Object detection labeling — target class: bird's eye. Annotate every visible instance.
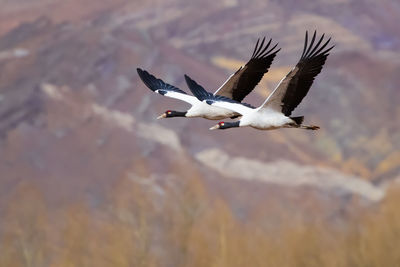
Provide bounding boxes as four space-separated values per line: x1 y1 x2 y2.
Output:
219 122 225 126
167 111 172 114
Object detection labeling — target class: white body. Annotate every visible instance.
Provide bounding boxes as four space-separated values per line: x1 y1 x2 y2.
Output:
156 90 238 120
186 101 237 120
207 95 296 130
239 108 293 130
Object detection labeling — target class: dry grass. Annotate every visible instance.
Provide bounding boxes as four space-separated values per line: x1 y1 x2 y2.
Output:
1 176 400 267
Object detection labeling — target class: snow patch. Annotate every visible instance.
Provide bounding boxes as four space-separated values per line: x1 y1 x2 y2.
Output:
14 48 30 58
91 104 135 132
137 123 182 152
41 83 64 100
0 48 30 60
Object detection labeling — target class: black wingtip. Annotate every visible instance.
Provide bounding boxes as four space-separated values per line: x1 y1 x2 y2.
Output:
250 36 281 60
136 68 158 92
263 42 279 56
307 33 325 57
184 74 196 86
137 68 150 81
301 31 309 59
253 37 274 59
304 30 317 58
137 67 147 75
184 74 211 101
255 37 266 58
251 38 261 58
256 38 272 58
300 31 335 59
136 68 147 82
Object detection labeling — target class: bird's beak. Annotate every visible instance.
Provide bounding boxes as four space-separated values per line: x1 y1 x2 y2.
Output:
209 124 220 130
157 113 167 120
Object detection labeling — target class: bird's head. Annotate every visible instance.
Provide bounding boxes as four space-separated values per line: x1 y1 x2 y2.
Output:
209 121 240 130
157 110 187 119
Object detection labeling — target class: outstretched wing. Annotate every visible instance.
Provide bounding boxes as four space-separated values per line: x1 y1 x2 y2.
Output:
185 74 255 115
261 31 334 116
214 37 280 102
137 68 198 105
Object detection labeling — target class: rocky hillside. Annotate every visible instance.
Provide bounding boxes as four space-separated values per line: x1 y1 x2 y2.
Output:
0 0 399 220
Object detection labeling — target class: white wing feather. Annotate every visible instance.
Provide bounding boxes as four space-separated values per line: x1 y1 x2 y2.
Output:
208 101 253 116
156 90 199 106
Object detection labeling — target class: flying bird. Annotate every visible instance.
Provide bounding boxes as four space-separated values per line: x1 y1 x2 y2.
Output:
190 31 333 131
137 37 280 120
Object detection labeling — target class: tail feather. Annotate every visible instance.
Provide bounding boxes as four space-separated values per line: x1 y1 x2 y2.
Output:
290 116 304 125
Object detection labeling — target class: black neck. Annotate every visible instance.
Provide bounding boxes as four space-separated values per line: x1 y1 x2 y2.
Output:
221 121 240 129
176 111 187 117
170 111 187 117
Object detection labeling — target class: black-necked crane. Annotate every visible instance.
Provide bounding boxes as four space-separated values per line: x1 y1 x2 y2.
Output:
187 31 334 131
137 37 280 120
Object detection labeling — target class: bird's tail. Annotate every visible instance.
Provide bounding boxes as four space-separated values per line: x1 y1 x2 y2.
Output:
290 116 319 130
290 116 304 125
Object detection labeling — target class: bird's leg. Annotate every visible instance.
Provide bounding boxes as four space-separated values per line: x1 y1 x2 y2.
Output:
300 125 320 130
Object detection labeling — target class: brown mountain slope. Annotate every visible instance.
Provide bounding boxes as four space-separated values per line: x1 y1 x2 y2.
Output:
0 0 399 214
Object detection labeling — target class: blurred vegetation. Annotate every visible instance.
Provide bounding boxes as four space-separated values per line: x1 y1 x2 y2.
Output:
1 176 399 267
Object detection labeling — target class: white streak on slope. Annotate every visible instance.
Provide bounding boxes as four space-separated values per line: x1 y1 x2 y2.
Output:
196 148 384 202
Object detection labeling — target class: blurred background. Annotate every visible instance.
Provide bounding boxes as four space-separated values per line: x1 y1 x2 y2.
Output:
1 0 400 266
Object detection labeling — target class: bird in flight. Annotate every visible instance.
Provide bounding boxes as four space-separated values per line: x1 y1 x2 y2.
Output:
188 31 334 131
137 37 280 120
